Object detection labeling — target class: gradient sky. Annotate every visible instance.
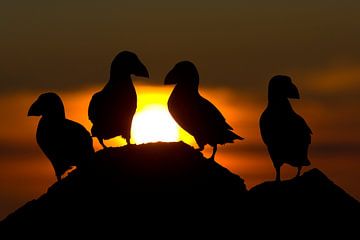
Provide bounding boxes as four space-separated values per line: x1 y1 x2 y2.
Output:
1 1 359 218
1 1 360 92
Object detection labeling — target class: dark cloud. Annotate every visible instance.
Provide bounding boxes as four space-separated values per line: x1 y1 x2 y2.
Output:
1 1 360 94
0 141 40 159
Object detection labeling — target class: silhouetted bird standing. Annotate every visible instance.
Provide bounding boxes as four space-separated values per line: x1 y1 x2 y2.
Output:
260 75 312 181
88 51 149 148
28 92 94 181
165 61 243 160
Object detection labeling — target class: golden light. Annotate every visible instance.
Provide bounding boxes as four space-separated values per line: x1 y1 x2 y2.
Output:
131 104 179 144
58 84 195 148
131 84 195 145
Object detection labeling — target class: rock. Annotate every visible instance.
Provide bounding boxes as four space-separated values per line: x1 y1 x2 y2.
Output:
1 142 359 235
1 142 246 231
249 168 359 211
248 168 360 233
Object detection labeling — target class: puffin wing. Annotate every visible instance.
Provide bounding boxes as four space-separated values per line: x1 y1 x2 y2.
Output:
88 92 101 123
168 90 242 144
260 108 312 166
88 91 113 137
259 109 274 146
260 110 312 146
197 96 231 130
62 119 94 161
289 112 312 144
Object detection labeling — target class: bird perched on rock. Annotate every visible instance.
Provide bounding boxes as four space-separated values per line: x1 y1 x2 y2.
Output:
164 61 243 160
88 51 149 148
28 92 94 181
260 75 312 181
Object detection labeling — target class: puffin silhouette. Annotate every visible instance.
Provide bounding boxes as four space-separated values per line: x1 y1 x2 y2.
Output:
28 92 94 181
88 51 149 148
165 61 243 160
260 75 312 181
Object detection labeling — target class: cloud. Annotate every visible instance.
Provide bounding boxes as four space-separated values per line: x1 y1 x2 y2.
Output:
302 63 360 94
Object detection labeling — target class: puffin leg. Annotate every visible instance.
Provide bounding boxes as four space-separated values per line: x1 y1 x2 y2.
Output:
56 174 61 182
209 144 217 161
296 166 302 178
98 137 107 149
275 165 281 182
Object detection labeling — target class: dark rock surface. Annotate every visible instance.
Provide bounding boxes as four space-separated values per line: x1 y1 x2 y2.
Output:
1 142 358 235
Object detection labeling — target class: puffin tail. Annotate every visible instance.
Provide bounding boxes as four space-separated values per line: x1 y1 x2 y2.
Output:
225 130 244 142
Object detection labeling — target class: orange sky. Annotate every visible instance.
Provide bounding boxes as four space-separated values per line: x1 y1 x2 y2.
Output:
0 83 359 219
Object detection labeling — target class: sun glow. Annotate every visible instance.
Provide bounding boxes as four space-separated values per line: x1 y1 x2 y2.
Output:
132 105 179 144
130 84 195 145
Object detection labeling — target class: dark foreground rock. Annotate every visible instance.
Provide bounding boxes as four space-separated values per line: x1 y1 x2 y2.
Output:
249 168 359 212
1 142 359 235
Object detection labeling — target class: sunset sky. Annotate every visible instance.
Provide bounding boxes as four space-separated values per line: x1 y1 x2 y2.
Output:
1 1 359 219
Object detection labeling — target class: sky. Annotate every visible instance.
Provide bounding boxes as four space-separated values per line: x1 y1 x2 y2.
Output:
0 1 359 219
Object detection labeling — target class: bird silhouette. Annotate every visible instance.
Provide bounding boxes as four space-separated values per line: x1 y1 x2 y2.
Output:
88 51 149 148
164 61 243 160
28 92 95 181
260 75 312 181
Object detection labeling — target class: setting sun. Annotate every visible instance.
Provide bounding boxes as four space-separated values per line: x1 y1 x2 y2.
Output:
130 84 195 146
132 104 179 144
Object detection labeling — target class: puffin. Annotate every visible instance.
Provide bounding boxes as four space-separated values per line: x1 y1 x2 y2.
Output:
260 75 312 181
88 51 149 148
28 92 94 181
164 61 243 160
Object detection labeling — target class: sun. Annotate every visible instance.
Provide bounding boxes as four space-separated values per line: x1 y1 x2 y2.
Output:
131 104 179 144
128 84 195 146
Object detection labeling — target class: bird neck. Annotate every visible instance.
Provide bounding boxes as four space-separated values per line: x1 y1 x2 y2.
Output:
175 82 199 92
107 74 133 87
110 69 132 80
268 97 292 110
41 114 65 124
45 104 66 119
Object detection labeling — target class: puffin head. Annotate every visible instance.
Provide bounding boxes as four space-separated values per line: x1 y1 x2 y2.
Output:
28 92 65 119
268 75 300 100
110 51 149 78
164 61 199 87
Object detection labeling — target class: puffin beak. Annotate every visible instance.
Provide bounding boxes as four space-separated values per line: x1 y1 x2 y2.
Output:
164 68 176 85
288 82 300 99
28 99 42 116
135 62 149 78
